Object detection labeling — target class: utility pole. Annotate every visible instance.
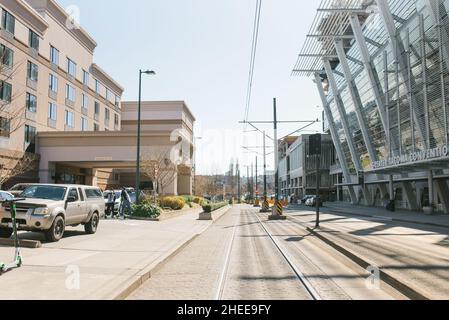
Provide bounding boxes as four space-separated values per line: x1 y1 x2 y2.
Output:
310 134 322 228
237 165 241 203
254 156 260 207
270 98 286 220
261 131 270 212
251 162 254 203
247 166 250 203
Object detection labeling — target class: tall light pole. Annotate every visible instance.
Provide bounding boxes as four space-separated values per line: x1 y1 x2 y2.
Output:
192 136 202 196
136 69 156 205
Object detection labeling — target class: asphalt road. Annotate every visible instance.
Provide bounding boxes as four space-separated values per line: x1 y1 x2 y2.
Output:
128 205 403 300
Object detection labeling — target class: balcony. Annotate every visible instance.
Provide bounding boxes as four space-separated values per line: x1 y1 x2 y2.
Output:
26 78 37 91
65 98 75 109
48 89 57 101
47 118 57 129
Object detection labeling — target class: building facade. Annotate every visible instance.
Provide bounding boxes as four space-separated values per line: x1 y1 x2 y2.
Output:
37 101 196 195
278 134 337 201
0 0 123 187
294 0 449 214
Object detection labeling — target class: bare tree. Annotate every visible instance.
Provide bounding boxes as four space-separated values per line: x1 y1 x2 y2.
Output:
0 151 39 188
141 148 178 196
0 50 25 137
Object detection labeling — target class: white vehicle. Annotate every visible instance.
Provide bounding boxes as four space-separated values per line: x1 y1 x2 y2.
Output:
0 191 14 202
0 184 105 242
103 190 122 215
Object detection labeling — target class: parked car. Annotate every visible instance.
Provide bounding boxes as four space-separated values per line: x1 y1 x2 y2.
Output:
301 195 314 204
8 183 34 197
0 184 105 242
0 191 14 202
103 190 122 214
305 196 323 207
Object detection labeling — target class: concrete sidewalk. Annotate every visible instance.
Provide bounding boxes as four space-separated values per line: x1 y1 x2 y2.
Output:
0 207 229 300
289 202 449 229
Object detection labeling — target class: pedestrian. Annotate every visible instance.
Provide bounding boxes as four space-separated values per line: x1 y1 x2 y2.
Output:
119 188 132 219
106 191 115 218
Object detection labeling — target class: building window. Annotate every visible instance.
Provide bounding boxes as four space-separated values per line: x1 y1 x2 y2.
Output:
95 79 100 93
105 108 110 122
114 114 119 127
0 44 13 68
65 110 74 128
94 101 100 115
115 95 120 108
93 123 100 131
24 125 36 153
50 46 59 66
0 117 10 137
106 88 111 102
67 58 76 78
83 70 89 86
81 117 88 131
0 81 12 103
27 61 38 82
48 102 57 121
82 94 89 110
1 10 15 35
66 84 76 102
29 30 39 51
26 93 37 113
49 74 58 92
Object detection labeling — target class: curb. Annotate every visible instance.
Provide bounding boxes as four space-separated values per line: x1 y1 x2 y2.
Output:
112 205 233 300
112 233 201 300
305 226 429 300
0 239 41 249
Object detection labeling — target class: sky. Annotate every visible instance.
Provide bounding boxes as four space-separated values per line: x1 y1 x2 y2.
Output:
57 0 322 175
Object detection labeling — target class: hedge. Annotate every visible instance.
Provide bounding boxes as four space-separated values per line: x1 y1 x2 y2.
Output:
160 197 186 210
202 201 228 213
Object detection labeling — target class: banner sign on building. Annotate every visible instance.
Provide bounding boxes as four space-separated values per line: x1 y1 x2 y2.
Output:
372 145 449 169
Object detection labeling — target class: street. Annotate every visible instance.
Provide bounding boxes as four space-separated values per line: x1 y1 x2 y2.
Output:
128 205 410 300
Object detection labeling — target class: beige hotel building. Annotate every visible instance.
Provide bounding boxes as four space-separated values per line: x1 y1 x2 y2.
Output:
0 0 195 194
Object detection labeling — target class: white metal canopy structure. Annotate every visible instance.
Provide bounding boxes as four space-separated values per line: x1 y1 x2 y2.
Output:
292 0 449 214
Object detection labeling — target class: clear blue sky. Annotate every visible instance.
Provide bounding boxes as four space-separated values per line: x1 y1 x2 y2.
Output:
57 0 322 175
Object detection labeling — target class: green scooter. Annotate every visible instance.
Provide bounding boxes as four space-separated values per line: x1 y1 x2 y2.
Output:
0 198 25 274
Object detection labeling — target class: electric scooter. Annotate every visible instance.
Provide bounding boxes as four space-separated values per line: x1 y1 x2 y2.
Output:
0 198 25 274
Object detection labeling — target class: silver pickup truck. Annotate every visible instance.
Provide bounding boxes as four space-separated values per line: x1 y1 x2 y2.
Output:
0 184 105 242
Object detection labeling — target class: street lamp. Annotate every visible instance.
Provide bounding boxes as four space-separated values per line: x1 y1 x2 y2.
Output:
193 136 202 196
136 69 156 205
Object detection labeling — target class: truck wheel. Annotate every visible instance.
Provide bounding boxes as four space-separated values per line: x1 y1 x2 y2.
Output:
85 212 99 235
45 216 65 242
0 228 13 239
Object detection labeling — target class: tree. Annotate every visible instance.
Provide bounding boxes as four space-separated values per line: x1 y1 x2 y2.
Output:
0 150 39 188
0 50 25 138
141 148 178 196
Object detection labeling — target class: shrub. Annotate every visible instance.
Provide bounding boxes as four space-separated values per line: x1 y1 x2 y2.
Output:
193 197 206 206
131 203 162 218
160 196 186 210
202 201 228 213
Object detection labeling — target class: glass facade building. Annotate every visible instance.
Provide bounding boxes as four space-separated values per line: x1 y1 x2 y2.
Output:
294 0 449 214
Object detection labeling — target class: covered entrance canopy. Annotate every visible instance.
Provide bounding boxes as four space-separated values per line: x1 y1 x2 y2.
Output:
37 130 194 195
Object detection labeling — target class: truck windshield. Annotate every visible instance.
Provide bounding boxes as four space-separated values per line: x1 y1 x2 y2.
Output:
22 186 67 201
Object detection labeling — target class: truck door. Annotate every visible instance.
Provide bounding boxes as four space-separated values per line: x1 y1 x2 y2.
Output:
78 187 89 220
65 188 83 225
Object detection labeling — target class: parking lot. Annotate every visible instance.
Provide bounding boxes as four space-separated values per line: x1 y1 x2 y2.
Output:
0 208 207 300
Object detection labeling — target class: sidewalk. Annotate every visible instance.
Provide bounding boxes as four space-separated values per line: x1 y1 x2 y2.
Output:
289 202 449 228
0 207 229 300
